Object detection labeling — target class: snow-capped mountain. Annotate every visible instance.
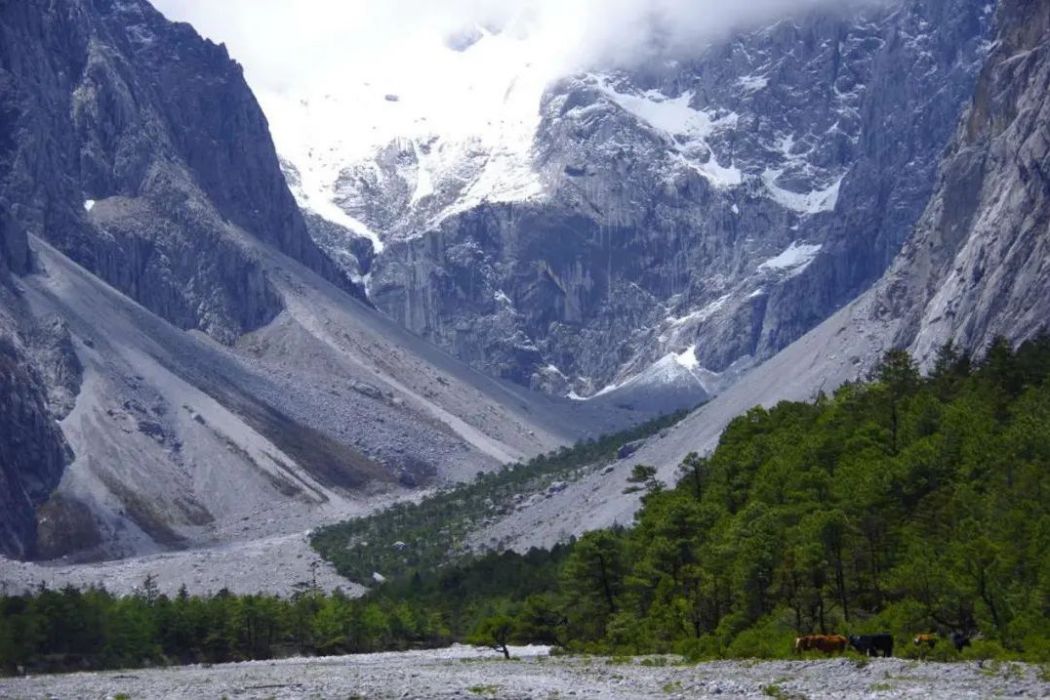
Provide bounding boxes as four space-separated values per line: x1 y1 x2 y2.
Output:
276 0 995 410
264 22 551 255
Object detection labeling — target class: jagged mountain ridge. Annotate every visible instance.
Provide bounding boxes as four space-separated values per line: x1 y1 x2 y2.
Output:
0 0 641 562
292 0 994 410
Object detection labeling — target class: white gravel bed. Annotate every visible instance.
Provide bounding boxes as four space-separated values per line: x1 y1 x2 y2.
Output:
1 647 1046 699
0 532 361 597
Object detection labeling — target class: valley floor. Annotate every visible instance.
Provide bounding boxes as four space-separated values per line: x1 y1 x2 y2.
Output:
0 647 1045 699
0 531 359 597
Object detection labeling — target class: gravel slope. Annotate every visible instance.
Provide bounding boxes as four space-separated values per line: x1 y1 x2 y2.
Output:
3 234 638 575
0 531 360 597
1 649 1045 699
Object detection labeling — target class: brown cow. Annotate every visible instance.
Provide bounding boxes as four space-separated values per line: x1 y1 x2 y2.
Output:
914 633 938 648
794 634 848 654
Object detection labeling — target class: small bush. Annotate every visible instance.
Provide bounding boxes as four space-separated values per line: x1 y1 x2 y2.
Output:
725 616 797 659
846 652 870 669
761 683 807 700
963 639 1018 662
1017 634 1050 663
674 635 723 662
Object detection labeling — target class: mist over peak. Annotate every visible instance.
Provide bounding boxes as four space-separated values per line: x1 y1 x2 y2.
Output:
152 0 892 99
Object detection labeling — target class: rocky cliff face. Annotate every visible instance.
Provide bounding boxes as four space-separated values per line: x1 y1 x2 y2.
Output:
0 0 356 558
0 0 362 344
483 0 1050 551
0 292 74 560
346 0 994 405
875 0 1050 360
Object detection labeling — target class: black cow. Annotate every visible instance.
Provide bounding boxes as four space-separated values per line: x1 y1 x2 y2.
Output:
848 633 894 657
950 632 973 652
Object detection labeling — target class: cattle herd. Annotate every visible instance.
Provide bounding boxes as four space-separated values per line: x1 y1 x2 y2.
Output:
793 632 974 657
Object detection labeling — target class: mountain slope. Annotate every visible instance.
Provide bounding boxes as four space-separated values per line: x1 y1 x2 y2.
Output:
471 0 1050 552
876 0 1050 361
294 0 993 411
0 0 641 563
11 232 624 561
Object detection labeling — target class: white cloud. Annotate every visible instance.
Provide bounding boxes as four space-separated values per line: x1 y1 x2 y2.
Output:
148 0 887 224
151 0 883 98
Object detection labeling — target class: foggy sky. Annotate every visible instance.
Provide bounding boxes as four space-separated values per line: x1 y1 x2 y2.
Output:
150 0 883 97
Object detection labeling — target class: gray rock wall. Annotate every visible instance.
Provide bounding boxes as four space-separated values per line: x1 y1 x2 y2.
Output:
875 0 1050 359
368 0 993 401
0 0 365 557
0 0 361 342
0 287 73 559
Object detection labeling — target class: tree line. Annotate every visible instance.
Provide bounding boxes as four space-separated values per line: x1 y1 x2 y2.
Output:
472 338 1050 661
0 547 569 675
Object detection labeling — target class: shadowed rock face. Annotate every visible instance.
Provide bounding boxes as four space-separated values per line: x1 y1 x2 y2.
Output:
364 0 994 403
0 323 72 560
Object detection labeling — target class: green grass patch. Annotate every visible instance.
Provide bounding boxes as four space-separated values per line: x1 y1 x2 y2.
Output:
761 683 808 700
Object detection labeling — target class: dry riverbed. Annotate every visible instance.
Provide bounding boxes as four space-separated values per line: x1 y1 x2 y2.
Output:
0 645 1047 699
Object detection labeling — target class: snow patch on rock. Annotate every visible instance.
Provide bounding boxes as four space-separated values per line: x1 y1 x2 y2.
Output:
737 74 770 92
594 76 742 188
758 241 823 274
666 293 733 328
763 169 843 214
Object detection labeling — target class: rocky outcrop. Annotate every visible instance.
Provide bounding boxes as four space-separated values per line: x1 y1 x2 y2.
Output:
0 289 73 559
364 0 994 403
0 0 362 344
874 0 1050 360
302 210 375 284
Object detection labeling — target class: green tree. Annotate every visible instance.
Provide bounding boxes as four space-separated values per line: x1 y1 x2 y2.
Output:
624 464 662 495
469 614 515 659
560 530 627 640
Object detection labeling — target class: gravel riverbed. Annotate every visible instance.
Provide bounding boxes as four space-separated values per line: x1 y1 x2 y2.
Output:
0 645 1046 699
